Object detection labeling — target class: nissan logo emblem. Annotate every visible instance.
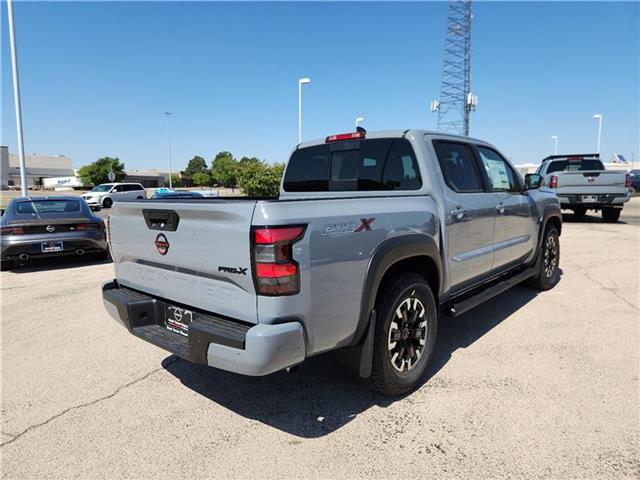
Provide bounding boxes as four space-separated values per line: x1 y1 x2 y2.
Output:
46 225 55 233
155 233 169 255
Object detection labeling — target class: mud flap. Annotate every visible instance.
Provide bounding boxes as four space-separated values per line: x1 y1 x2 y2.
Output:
335 310 376 378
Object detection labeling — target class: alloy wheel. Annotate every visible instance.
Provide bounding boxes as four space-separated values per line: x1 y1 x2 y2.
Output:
387 295 428 373
544 235 558 278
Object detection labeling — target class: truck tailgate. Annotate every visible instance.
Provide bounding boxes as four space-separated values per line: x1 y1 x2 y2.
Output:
108 200 258 323
556 171 626 193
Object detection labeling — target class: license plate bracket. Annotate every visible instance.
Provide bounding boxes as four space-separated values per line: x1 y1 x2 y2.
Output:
164 305 193 337
582 195 598 203
41 241 64 253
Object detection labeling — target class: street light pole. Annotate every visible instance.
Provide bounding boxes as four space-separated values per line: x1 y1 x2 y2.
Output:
593 114 603 154
551 135 558 155
298 77 311 143
355 117 364 129
7 0 28 196
164 112 173 189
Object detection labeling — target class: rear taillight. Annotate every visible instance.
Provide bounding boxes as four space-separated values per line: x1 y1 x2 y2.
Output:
549 175 558 188
625 174 631 188
0 226 24 235
252 225 305 296
75 223 100 231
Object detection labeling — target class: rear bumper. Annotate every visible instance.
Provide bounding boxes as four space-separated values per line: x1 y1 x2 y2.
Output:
102 281 306 376
557 191 631 207
1 233 107 259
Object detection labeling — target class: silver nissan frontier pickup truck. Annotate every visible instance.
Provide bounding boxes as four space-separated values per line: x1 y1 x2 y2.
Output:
102 129 562 395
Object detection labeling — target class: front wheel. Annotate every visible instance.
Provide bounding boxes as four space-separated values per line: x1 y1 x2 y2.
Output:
602 207 621 223
528 226 560 291
102 197 113 208
367 273 437 396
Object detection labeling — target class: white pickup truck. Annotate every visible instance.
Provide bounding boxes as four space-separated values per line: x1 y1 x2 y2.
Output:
537 154 631 222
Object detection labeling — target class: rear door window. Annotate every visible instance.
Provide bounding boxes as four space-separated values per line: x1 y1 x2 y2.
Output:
433 141 484 193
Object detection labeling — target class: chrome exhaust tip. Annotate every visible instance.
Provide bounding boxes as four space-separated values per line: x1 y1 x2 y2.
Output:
18 253 29 261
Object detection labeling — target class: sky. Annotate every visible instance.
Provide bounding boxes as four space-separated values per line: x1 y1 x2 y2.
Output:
1 1 639 171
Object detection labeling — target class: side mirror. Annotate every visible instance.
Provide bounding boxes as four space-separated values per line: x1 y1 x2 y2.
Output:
524 173 543 190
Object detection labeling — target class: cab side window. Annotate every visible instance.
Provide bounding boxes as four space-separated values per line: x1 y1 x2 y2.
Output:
477 147 520 193
433 141 484 193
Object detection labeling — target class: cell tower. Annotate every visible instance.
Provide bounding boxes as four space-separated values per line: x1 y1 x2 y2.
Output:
431 0 477 136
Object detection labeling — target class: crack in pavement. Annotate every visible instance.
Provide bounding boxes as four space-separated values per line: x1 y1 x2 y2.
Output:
566 259 639 312
0 357 180 448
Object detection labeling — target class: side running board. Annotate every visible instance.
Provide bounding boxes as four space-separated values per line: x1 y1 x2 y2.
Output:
446 266 537 317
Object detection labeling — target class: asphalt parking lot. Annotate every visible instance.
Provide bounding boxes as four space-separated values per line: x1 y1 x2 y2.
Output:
2 199 639 479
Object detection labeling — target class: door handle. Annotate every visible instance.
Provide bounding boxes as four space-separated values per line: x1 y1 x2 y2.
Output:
450 208 466 220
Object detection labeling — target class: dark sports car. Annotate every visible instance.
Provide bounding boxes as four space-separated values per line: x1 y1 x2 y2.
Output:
1 196 108 270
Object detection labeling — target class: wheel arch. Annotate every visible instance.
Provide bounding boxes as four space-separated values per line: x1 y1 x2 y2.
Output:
350 234 442 347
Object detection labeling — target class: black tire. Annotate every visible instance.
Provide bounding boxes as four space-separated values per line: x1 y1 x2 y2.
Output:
573 206 587 217
602 207 621 223
136 196 143 200
367 273 438 396
1 259 14 271
102 197 113 208
528 226 560 291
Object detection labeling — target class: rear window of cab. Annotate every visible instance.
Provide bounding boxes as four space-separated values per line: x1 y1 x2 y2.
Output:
283 138 422 192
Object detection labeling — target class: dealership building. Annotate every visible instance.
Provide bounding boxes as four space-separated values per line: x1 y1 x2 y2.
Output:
1 146 75 189
1 146 171 189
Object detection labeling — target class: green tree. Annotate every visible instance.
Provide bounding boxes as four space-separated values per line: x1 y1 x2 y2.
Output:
191 172 211 186
78 157 126 186
184 156 208 177
211 152 238 188
167 174 182 188
239 156 261 166
237 161 284 197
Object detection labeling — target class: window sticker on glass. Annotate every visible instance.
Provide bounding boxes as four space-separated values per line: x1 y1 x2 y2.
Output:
484 158 511 190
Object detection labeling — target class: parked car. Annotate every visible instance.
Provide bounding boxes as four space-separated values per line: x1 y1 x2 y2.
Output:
536 154 631 222
151 190 204 199
1 196 108 270
102 129 561 395
628 169 640 195
81 183 147 208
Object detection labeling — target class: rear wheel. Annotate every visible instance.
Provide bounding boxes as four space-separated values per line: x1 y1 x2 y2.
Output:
528 226 560 291
102 197 113 208
602 207 621 223
573 206 587 217
367 273 437 396
1 259 14 271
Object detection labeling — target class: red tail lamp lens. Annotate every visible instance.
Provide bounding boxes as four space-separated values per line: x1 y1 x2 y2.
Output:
252 225 305 296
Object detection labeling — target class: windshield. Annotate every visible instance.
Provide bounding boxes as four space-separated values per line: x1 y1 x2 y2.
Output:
14 200 81 215
90 184 114 192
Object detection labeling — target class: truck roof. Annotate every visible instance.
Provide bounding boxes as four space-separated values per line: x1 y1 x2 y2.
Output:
296 129 491 149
